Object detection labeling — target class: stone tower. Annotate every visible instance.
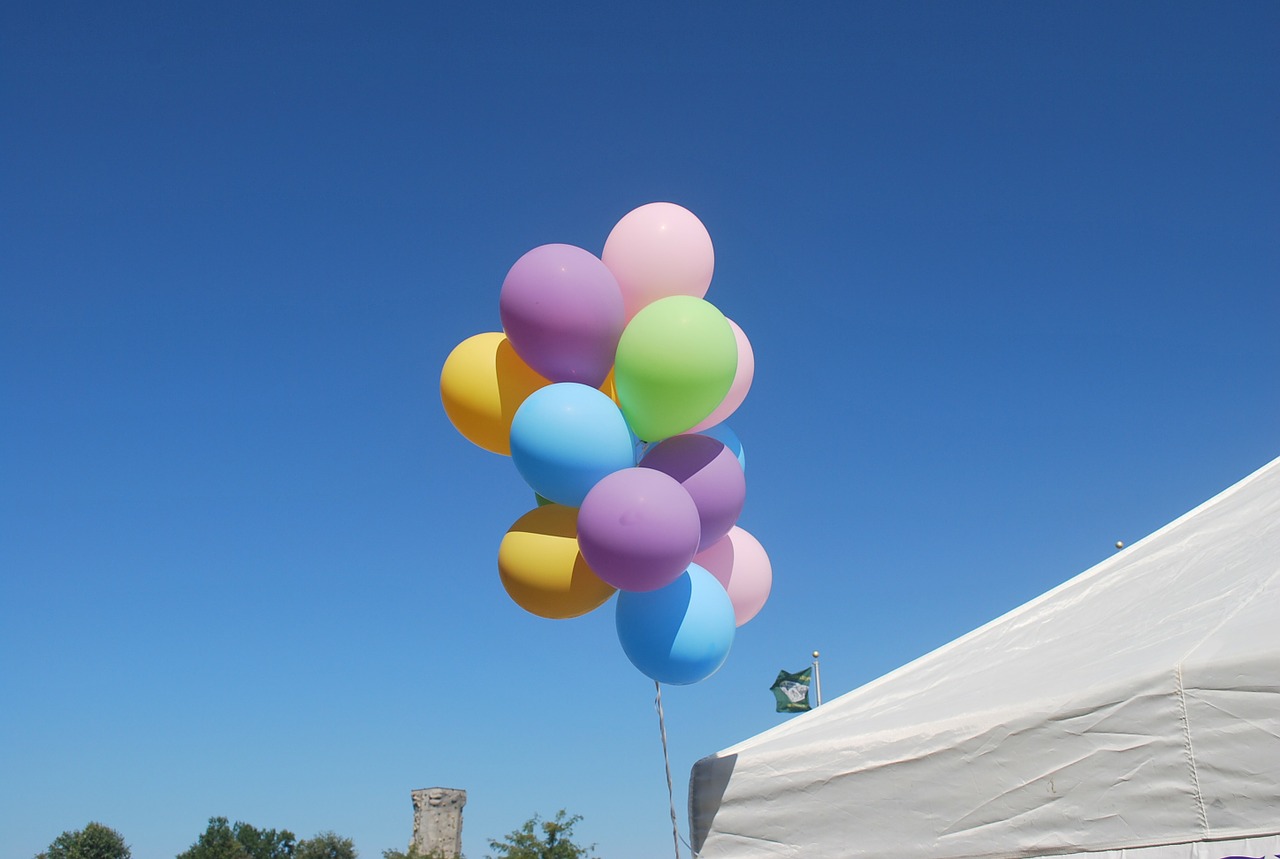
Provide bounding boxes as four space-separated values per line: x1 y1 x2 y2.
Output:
411 787 467 858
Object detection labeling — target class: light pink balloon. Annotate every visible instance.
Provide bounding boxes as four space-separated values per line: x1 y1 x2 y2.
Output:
602 202 714 320
693 526 772 627
691 319 754 432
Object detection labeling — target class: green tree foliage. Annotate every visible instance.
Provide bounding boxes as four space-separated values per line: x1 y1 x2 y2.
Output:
296 832 357 859
37 822 131 859
381 847 453 859
234 823 297 859
175 817 241 859
176 817 296 859
486 810 597 859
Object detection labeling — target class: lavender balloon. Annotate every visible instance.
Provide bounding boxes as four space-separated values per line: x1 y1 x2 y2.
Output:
577 467 701 592
499 243 625 388
640 434 745 551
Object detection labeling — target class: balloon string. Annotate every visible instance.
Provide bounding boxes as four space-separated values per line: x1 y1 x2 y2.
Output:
655 681 682 859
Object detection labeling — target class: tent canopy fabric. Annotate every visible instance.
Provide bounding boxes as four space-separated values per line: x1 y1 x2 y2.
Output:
690 456 1280 859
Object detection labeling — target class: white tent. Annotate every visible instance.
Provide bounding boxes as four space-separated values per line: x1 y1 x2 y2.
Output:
690 456 1280 859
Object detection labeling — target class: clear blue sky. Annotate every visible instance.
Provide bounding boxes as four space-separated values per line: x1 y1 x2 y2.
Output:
2 3 1276 858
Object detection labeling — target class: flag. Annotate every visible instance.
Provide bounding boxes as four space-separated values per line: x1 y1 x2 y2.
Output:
770 667 812 713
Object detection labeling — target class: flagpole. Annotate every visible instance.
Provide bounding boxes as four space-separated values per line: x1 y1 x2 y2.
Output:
812 651 822 707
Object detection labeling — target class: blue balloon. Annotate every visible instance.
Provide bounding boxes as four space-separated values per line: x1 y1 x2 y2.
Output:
699 423 745 471
630 427 649 465
510 383 636 507
615 564 735 685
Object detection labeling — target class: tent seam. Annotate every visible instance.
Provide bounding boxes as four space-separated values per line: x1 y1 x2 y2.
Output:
1174 662 1209 837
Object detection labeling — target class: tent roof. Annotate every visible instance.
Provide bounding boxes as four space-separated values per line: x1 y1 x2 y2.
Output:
691 455 1280 859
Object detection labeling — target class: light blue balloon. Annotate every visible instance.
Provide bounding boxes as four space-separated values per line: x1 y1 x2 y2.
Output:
615 564 736 685
509 383 636 507
630 427 649 465
699 423 746 471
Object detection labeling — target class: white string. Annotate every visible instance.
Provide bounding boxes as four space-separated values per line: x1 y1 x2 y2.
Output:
654 681 682 859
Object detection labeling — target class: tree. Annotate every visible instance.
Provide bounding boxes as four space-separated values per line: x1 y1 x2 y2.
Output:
296 832 357 859
232 822 296 859
176 818 246 859
381 846 453 859
38 822 131 859
177 817 296 859
486 810 597 859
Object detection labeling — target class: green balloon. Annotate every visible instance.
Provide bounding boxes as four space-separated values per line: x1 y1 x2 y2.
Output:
614 296 737 441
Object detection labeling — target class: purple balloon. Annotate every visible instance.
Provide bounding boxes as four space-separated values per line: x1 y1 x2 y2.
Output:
499 244 625 388
577 468 702 593
640 434 746 550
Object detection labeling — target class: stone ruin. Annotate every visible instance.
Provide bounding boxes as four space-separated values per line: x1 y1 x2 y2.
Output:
411 787 467 858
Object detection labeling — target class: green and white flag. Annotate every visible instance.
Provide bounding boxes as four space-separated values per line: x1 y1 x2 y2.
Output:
770 667 812 713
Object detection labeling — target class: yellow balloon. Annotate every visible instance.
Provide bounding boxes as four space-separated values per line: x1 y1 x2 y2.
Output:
498 504 616 619
599 367 619 405
440 332 550 455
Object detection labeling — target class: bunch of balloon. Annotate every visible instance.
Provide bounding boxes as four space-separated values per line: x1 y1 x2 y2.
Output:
440 202 772 686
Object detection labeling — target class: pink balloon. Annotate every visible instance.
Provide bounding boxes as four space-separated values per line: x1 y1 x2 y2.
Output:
577 468 702 593
693 526 772 627
639 434 745 551
601 202 714 320
499 244 625 388
691 319 754 432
